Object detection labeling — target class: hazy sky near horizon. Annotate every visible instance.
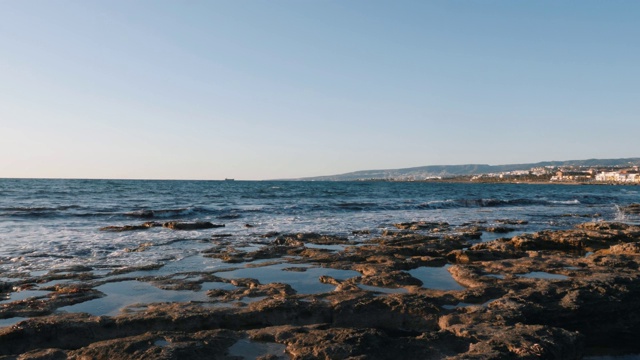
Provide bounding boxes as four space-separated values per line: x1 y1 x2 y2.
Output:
1 1 639 180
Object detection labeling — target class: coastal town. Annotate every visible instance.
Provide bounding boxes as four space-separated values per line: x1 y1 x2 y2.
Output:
347 165 640 184
469 165 640 184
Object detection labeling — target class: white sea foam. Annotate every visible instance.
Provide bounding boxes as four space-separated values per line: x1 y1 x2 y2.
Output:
549 199 581 205
0 180 634 273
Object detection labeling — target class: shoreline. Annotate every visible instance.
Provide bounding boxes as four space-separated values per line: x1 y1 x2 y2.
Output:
365 178 639 186
2 220 640 358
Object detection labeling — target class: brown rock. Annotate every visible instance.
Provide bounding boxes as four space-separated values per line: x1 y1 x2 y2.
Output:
620 203 640 215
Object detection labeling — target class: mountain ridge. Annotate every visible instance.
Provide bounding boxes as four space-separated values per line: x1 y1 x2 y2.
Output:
294 157 640 181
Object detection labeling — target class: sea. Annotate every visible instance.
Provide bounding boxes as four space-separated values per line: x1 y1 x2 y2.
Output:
1 179 639 275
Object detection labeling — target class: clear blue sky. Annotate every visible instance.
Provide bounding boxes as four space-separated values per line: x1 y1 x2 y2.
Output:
1 1 638 180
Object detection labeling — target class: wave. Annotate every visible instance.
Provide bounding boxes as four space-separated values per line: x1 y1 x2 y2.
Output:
124 205 267 220
217 213 242 219
1 205 83 212
124 208 193 219
0 205 86 218
549 199 581 205
335 202 378 211
271 197 583 214
416 198 581 210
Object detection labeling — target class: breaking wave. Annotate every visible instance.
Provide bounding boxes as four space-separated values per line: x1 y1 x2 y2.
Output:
417 198 541 209
124 208 194 219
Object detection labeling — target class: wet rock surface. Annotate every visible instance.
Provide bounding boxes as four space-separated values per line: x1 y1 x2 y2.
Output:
100 221 224 232
3 221 640 358
620 203 640 214
162 221 225 230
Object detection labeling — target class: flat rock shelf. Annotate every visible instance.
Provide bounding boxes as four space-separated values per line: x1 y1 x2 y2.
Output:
3 221 640 359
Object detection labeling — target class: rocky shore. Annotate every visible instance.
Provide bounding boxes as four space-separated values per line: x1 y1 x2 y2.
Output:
2 220 640 359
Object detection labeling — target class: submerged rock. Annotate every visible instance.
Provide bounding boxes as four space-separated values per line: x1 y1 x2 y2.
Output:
101 220 227 232
99 221 162 232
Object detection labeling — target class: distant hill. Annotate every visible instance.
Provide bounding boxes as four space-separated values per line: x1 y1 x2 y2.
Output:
295 158 640 181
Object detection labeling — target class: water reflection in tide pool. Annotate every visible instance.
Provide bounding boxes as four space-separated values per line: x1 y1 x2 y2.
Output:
228 339 287 360
0 289 50 304
215 263 360 294
304 243 347 251
407 265 465 291
58 280 211 316
517 272 569 280
0 317 29 328
358 284 408 294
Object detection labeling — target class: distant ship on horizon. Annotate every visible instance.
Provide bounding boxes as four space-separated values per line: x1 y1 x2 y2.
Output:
224 178 235 181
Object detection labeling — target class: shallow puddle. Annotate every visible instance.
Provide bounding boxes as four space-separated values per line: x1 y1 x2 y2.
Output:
358 284 409 294
517 271 569 280
154 339 170 347
216 263 360 294
408 265 465 291
0 317 29 328
58 280 211 316
304 243 346 251
0 289 50 304
484 274 505 279
228 339 287 360
200 282 237 291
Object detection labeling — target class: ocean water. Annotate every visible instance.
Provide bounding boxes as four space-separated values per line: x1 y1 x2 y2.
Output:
0 179 639 274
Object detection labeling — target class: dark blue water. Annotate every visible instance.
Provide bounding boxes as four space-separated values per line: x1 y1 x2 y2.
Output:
0 179 638 272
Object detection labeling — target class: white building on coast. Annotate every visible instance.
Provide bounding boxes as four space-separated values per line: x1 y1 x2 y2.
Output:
595 171 640 183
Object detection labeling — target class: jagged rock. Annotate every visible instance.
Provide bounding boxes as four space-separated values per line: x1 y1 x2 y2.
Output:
163 221 224 230
394 221 450 231
621 203 640 214
248 325 466 360
359 270 423 287
332 294 441 331
275 233 350 246
447 324 583 360
471 222 640 253
273 236 304 247
485 226 516 233
6 221 640 358
68 330 240 360
605 242 640 255
495 219 529 225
